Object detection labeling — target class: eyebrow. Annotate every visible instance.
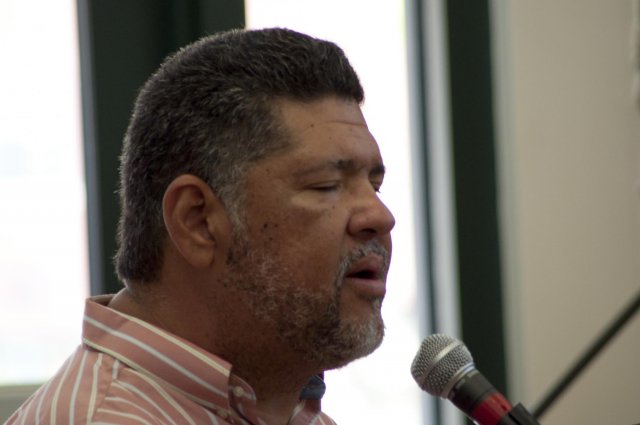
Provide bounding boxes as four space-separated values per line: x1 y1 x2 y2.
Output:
294 159 386 178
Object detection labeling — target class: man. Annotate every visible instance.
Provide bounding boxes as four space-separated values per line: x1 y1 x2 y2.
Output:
7 28 395 425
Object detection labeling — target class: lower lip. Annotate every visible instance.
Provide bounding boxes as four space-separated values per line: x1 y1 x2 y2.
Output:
343 276 387 298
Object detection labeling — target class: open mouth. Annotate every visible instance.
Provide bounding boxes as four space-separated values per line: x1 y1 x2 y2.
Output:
348 269 379 280
345 256 384 281
343 258 387 298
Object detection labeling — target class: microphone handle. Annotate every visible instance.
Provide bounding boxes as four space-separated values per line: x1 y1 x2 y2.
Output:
500 404 540 425
448 370 540 425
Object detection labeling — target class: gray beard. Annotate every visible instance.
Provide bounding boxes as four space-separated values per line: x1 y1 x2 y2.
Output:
222 240 388 370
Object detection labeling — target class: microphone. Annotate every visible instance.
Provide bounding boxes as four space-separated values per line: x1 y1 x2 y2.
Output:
411 334 540 425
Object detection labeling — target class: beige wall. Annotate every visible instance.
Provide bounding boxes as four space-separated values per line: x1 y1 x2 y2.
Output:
493 1 640 423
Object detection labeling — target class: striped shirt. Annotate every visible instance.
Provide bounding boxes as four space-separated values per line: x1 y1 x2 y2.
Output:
6 295 336 425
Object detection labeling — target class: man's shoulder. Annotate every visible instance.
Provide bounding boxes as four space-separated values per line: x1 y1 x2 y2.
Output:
4 346 121 424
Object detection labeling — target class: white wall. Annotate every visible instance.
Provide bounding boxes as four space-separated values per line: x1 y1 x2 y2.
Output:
493 1 640 423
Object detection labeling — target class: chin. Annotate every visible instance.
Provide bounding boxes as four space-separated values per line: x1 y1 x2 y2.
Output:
314 314 386 371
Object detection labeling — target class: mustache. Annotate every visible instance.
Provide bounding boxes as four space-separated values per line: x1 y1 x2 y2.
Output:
335 241 391 288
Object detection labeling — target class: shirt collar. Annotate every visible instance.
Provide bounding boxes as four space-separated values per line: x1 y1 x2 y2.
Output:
84 295 237 413
82 295 326 423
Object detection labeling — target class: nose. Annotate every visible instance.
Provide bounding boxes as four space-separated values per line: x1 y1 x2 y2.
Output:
348 189 396 240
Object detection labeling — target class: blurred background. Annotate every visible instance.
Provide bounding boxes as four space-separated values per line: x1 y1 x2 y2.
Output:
1 0 639 424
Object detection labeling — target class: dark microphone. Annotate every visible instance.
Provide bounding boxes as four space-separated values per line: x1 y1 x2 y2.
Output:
411 334 540 425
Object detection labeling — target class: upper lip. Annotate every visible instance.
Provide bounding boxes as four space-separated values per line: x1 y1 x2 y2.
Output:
346 255 386 280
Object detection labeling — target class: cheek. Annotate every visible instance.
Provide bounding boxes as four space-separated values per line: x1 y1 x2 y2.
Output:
254 208 346 284
258 203 342 244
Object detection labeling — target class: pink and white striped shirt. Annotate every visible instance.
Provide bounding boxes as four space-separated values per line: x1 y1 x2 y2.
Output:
6 296 336 425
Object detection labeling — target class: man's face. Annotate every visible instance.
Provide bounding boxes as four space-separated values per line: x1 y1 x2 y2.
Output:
222 96 395 370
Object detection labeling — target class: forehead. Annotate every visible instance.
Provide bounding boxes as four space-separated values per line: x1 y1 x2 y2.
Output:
270 96 383 167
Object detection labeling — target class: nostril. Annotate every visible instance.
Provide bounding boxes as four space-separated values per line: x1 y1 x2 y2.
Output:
348 198 395 237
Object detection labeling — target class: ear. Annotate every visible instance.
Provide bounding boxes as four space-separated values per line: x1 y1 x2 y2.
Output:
162 175 230 269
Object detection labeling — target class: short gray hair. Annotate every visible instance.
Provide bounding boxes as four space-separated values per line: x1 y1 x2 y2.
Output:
115 28 365 285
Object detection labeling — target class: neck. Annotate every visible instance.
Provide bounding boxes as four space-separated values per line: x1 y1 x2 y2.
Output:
213 304 325 425
109 287 321 425
254 392 303 425
224 338 319 424
241 367 314 425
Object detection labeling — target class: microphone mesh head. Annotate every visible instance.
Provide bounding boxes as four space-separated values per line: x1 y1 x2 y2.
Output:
410 334 474 397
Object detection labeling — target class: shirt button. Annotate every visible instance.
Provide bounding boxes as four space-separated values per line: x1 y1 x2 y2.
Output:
232 386 245 397
218 409 229 419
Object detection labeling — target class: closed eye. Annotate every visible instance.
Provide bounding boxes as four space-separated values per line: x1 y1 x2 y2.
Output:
312 183 340 192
